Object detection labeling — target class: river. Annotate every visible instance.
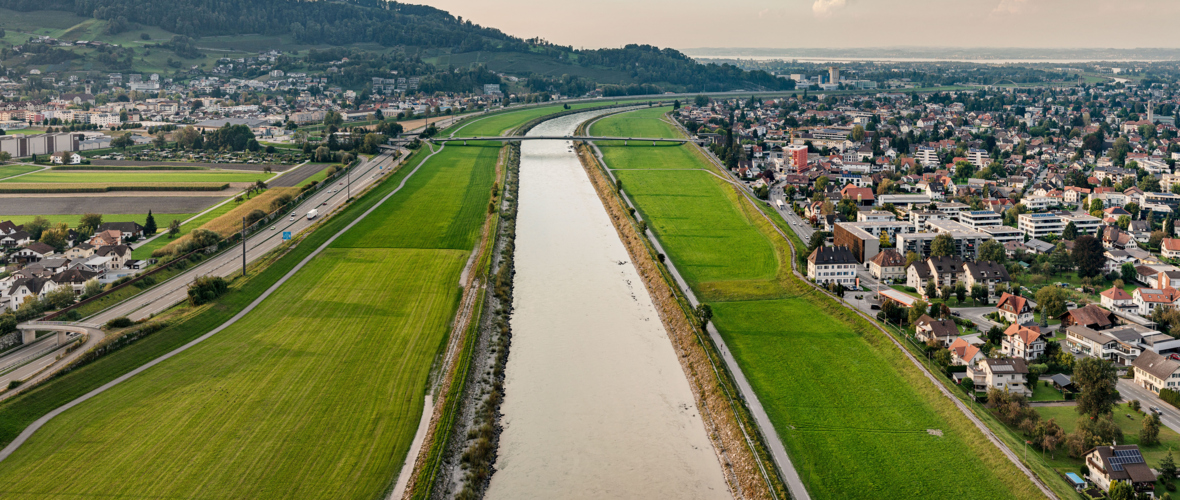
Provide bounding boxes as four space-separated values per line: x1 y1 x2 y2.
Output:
484 110 730 499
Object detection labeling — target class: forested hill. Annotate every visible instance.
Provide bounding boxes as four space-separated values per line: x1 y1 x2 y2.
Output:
0 0 794 93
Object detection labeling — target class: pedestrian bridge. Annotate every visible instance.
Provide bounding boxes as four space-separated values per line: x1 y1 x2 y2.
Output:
428 136 689 145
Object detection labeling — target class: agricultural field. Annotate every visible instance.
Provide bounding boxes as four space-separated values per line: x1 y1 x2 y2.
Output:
0 213 191 230
0 170 273 184
0 107 509 499
591 108 1044 499
0 165 42 180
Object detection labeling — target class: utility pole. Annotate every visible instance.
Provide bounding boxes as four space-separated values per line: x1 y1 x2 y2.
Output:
241 216 247 277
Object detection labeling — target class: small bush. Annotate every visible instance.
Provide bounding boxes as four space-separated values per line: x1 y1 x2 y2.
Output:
187 275 229 306
105 316 133 329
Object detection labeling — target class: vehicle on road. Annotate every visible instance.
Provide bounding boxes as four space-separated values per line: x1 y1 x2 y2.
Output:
270 226 276 231
1151 407 1163 415
290 214 296 221
306 209 319 220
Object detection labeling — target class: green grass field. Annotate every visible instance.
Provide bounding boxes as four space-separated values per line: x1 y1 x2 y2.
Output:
0 213 192 229
0 165 41 179
0 106 507 498
591 108 1043 499
1027 403 1180 471
0 170 272 184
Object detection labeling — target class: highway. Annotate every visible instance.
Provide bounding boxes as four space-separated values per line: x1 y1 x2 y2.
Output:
0 151 405 399
90 152 403 325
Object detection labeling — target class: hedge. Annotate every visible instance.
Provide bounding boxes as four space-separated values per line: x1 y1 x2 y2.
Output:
1161 388 1180 408
0 183 229 193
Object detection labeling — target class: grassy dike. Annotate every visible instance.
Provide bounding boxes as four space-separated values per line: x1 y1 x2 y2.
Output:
0 111 559 499
589 107 1046 500
575 116 785 498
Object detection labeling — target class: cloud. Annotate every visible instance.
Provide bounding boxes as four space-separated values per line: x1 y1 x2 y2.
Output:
992 0 1030 15
812 0 847 18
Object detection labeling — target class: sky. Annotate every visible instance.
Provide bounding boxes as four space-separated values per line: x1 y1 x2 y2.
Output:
411 0 1180 50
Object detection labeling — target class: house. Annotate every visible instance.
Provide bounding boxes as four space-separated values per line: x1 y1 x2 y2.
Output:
807 246 858 286
0 220 20 235
996 292 1034 324
0 230 31 247
63 242 95 260
1133 287 1180 316
914 314 960 346
1001 323 1045 360
95 221 144 241
961 260 1010 302
1099 286 1137 314
867 248 905 281
906 256 963 297
1059 304 1116 330
841 184 876 206
4 276 59 311
1164 238 1180 259
48 151 82 164
1084 445 1155 495
1132 349 1180 394
93 245 132 270
51 267 100 295
968 358 1030 396
12 242 55 263
1065 324 1145 366
949 337 984 367
88 229 122 247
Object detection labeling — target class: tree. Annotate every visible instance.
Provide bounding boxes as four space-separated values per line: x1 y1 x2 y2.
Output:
111 132 135 150
1140 414 1161 446
44 286 75 310
39 222 69 251
168 218 181 238
924 280 938 300
1038 418 1065 459
1049 245 1073 274
954 282 967 303
850 125 865 142
144 210 157 235
979 239 1005 263
694 303 713 329
971 284 988 305
314 146 330 163
930 233 955 257
1140 175 1162 193
1074 356 1119 418
1160 450 1177 481
814 175 830 192
909 300 928 325
1072 235 1104 279
878 231 892 248
1117 215 1131 230
24 216 50 240
933 348 952 366
1108 480 1134 500
0 151 11 164
1036 285 1067 320
1124 202 1141 218
807 231 829 252
904 251 921 268
1089 198 1105 218
323 110 344 128
78 213 103 237
152 132 167 149
175 126 200 149
1169 217 1177 237
1062 221 1078 240
1122 262 1138 282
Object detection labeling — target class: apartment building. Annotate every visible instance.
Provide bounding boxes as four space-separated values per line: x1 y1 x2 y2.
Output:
1018 212 1064 239
807 246 859 286
959 210 1002 230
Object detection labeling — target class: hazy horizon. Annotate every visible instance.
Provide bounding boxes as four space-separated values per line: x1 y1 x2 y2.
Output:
412 0 1180 51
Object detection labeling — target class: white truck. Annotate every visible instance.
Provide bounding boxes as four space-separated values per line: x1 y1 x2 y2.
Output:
306 209 319 220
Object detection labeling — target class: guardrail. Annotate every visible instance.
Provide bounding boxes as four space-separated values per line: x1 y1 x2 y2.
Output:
0 337 65 375
38 157 373 323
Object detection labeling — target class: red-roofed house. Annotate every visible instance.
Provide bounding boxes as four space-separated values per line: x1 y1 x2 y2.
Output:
1002 323 1045 360
1163 238 1180 259
996 292 1033 324
1100 287 1136 314
949 337 984 367
1133 287 1180 316
841 184 875 206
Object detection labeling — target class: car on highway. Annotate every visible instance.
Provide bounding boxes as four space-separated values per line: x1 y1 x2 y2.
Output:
290 214 297 221
1151 407 1163 415
270 226 276 231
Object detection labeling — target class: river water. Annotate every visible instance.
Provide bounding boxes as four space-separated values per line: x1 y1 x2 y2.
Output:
484 111 730 499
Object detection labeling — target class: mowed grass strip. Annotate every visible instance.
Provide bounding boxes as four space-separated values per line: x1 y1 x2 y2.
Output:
595 108 1042 499
0 170 272 184
593 108 705 171
0 124 507 498
0 164 41 179
0 248 466 499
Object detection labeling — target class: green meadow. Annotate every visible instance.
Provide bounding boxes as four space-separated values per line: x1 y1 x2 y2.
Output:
591 108 1043 499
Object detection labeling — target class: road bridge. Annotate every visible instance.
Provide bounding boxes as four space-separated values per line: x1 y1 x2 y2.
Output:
16 321 101 345
428 136 689 146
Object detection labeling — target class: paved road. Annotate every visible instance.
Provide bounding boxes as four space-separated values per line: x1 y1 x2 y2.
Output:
88 152 403 325
588 117 810 500
0 324 105 400
0 143 453 464
1118 379 1180 435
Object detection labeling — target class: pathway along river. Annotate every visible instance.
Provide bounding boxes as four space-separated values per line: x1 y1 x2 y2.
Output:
485 110 730 499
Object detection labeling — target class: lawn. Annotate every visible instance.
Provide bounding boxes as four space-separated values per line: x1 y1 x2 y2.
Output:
1029 380 1067 402
1026 403 1180 471
0 165 40 180
594 107 1044 499
0 170 272 184
0 213 193 230
0 106 508 499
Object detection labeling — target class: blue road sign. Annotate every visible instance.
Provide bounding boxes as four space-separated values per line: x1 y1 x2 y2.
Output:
282 231 291 240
